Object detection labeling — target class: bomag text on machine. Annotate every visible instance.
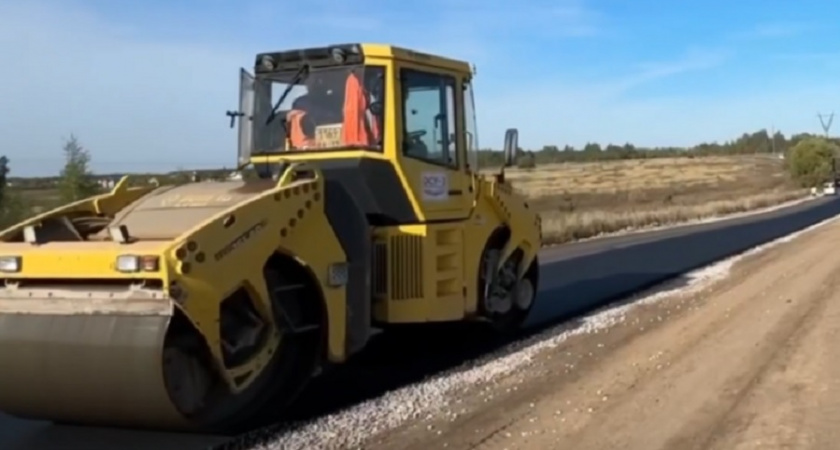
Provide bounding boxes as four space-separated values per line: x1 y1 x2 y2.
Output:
0 43 542 434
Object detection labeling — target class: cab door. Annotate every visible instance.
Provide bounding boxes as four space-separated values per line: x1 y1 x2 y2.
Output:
396 65 472 222
231 68 255 168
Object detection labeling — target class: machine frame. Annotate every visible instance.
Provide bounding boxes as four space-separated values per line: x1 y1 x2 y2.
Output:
232 42 542 355
0 43 542 434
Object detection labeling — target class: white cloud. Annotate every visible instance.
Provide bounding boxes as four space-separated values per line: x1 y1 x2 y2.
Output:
473 47 733 147
769 51 840 72
731 21 814 40
604 48 731 96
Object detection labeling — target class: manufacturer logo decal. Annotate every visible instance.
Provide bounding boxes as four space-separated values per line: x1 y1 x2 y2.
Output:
421 172 448 201
214 219 267 261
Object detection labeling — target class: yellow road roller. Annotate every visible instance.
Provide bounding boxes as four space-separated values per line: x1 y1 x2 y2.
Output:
0 43 541 433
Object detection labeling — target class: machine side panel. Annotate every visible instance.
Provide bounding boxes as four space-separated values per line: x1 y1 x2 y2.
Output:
317 158 419 224
321 177 373 356
371 223 467 324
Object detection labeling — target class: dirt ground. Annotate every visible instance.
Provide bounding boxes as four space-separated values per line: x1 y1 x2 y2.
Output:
364 217 840 450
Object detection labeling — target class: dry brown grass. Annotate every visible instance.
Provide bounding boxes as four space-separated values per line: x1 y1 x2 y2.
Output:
9 155 806 245
485 155 808 244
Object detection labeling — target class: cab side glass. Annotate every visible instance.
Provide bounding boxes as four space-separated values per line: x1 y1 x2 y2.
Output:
363 66 386 145
401 69 458 168
237 68 256 166
463 81 479 172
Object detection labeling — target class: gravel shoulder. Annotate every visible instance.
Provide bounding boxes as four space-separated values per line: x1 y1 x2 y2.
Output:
365 217 840 450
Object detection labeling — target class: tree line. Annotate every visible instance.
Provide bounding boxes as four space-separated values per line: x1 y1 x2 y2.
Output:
4 127 815 190
0 135 102 228
498 129 830 168
786 136 840 188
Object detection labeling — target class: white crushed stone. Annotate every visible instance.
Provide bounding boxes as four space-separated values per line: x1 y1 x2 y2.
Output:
243 212 840 450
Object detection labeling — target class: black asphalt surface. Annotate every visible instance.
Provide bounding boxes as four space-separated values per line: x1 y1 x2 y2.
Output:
530 195 840 326
2 196 839 450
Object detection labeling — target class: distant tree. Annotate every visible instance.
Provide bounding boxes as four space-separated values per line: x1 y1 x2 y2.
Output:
5 127 837 186
786 137 839 187
0 156 8 209
57 135 100 203
582 142 602 153
517 151 536 169
169 166 193 185
0 157 27 228
472 127 836 168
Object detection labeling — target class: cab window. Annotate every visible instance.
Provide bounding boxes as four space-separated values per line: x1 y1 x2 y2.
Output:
251 65 385 153
400 69 458 168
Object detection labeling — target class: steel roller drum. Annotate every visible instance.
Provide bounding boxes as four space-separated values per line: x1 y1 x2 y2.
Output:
0 288 190 430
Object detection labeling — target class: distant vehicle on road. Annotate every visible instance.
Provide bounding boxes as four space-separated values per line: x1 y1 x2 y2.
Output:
811 181 837 196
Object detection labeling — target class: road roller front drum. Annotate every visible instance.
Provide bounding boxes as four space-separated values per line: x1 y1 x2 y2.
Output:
0 261 325 434
158 260 325 434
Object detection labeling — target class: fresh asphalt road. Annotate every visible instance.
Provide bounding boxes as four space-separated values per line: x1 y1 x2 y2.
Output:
2 196 839 450
529 195 840 327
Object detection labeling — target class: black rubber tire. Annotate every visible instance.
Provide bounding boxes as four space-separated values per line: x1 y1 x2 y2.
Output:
477 233 538 335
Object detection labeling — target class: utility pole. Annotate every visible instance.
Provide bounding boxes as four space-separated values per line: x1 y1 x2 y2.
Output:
770 125 776 155
818 113 840 187
818 112 834 137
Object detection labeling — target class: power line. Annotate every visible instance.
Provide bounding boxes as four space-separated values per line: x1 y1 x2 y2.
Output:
818 112 834 137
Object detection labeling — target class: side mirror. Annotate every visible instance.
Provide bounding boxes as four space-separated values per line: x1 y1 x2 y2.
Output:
503 128 518 167
226 110 244 129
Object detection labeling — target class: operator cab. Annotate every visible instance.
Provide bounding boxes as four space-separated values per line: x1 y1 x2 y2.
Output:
230 43 514 224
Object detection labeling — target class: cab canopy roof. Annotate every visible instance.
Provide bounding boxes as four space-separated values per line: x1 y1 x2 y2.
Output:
254 43 472 74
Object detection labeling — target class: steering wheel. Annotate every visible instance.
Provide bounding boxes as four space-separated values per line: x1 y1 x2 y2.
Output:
405 130 429 156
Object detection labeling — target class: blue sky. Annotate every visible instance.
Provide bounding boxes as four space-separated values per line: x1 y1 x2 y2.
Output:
1 0 840 176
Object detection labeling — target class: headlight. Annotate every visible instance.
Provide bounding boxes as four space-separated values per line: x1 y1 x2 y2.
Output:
115 255 160 273
116 255 139 272
0 256 21 273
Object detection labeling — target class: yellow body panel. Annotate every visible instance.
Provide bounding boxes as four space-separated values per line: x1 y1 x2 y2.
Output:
0 242 169 279
462 175 541 313
371 223 466 323
161 168 347 365
0 177 156 240
362 43 472 73
0 167 348 387
369 176 542 323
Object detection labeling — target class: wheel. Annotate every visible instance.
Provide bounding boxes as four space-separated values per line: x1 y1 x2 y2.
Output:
161 259 325 434
478 244 538 334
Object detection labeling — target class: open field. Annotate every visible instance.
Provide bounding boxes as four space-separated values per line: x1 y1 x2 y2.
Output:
7 154 807 244
491 154 808 243
16 188 60 209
